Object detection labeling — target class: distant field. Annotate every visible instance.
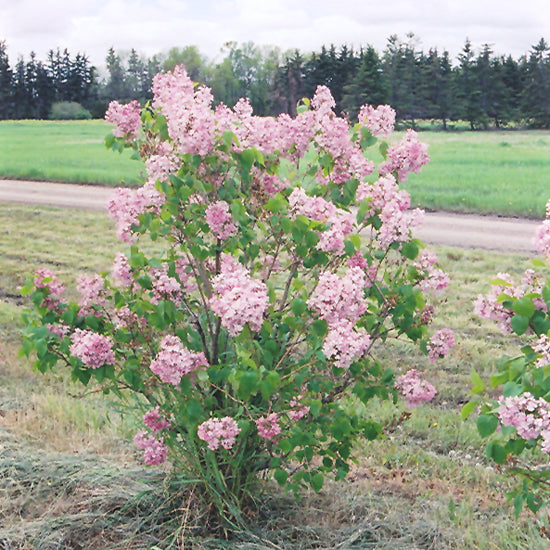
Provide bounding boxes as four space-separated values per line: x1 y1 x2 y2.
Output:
0 120 143 186
404 130 550 218
2 121 550 218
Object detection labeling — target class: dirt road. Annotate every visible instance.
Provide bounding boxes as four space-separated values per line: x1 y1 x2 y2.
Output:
0 179 541 255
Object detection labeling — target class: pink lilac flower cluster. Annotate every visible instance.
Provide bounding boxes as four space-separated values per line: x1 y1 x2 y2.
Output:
395 369 437 408
113 305 139 329
533 334 550 368
47 323 70 339
205 201 237 240
143 406 172 433
356 174 424 247
308 267 372 367
150 266 182 304
152 66 216 157
149 335 208 386
358 104 396 138
413 250 450 294
255 412 282 440
106 183 166 242
197 416 241 451
34 268 65 298
105 99 141 141
112 252 133 288
426 328 455 363
144 142 179 184
134 429 169 465
69 329 115 369
308 266 367 326
174 257 197 294
378 129 430 182
288 187 336 221
288 394 310 420
210 254 269 336
497 393 550 452
322 319 372 369
534 199 550 260
76 273 105 317
474 270 545 333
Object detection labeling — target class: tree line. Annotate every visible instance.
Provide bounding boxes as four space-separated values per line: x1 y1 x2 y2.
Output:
2 34 550 129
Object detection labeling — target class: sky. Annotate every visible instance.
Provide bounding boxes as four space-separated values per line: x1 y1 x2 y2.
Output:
2 0 550 68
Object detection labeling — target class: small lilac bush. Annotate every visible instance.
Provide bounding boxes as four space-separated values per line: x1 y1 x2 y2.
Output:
470 210 550 515
22 66 453 525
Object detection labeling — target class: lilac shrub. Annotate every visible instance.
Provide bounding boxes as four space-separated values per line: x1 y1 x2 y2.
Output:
470 202 550 514
22 66 453 525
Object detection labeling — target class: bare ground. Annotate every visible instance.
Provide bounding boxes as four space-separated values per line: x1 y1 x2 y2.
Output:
0 179 542 255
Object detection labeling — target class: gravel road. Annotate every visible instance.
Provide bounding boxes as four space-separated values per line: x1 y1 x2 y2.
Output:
0 179 541 255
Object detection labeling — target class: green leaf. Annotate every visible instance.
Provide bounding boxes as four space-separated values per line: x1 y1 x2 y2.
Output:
274 468 288 486
512 297 535 318
238 371 259 401
461 401 478 420
477 414 498 437
401 241 419 260
486 441 508 465
510 315 529 335
311 472 324 492
470 369 485 394
291 298 307 317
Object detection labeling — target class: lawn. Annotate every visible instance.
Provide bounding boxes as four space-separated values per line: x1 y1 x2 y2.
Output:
1 203 549 548
2 122 550 218
0 119 143 186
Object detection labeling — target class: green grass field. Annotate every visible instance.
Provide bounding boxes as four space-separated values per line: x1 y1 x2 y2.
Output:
405 130 550 218
0 120 143 186
2 121 550 218
1 203 549 548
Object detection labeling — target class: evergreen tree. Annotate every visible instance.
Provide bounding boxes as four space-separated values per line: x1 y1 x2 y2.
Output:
341 45 387 119
12 57 30 119
521 38 550 128
456 39 485 129
0 41 13 119
104 47 127 100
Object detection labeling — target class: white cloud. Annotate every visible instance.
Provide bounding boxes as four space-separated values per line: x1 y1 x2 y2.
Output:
1 0 549 66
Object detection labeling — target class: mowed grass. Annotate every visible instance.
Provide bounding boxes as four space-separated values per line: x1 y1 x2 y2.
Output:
0 120 143 186
404 130 550 218
1 203 550 548
2 121 550 217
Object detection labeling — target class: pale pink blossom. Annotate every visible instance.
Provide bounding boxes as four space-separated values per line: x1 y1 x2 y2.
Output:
197 416 241 451
112 252 133 288
322 319 371 368
358 104 396 138
210 254 269 336
426 328 455 362
288 395 310 420
497 393 550 446
395 369 437 408
76 273 105 316
134 429 168 465
308 267 367 326
143 406 172 433
379 129 430 182
105 100 141 141
255 413 282 440
34 268 65 299
70 329 114 369
150 266 182 304
205 201 237 240
150 335 208 386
